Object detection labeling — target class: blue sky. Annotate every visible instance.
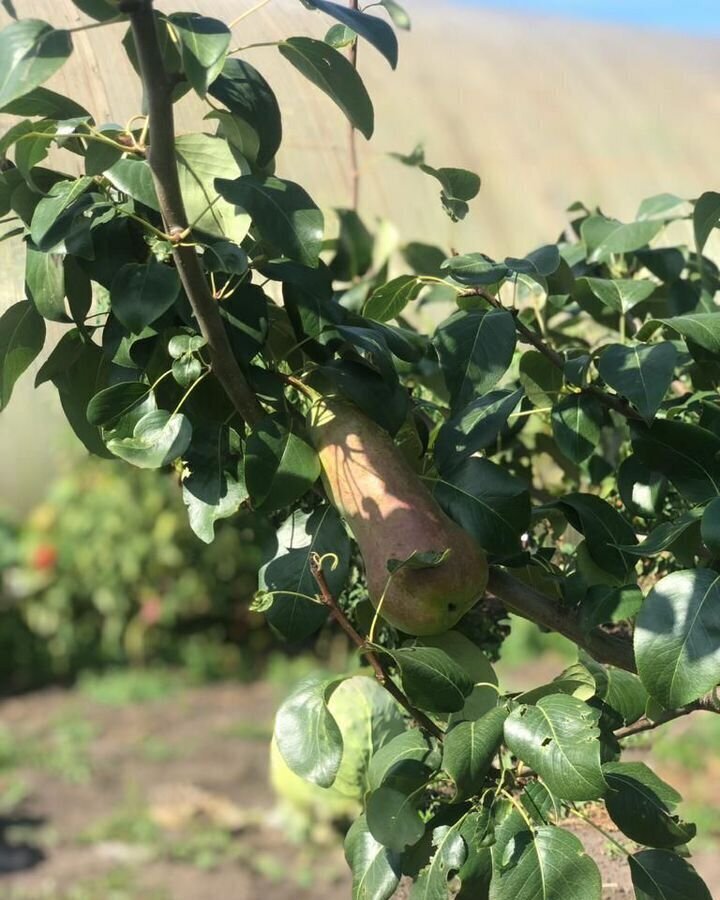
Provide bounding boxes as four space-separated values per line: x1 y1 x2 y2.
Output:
467 1 720 34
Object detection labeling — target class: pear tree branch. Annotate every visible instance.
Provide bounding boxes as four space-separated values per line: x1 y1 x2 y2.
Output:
125 0 263 426
615 691 720 740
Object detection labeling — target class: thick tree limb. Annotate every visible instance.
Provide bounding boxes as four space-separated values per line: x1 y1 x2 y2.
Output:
487 567 637 673
127 0 263 426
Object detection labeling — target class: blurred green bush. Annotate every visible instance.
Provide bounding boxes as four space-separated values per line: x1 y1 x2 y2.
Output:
0 461 274 691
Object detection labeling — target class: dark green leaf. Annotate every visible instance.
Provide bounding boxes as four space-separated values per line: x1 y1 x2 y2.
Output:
208 58 282 167
631 419 720 504
302 0 398 68
701 497 720 555
583 657 648 725
410 819 468 900
216 173 324 266
106 409 192 469
368 729 440 793
363 275 423 321
579 584 643 632
279 37 374 139
70 0 120 21
440 253 508 286
259 505 349 641
218 283 268 363
169 13 230 98
344 814 402 900
635 568 720 708
183 469 247 544
629 850 712 900
0 300 45 411
434 309 516 411
423 631 498 724
0 19 73 108
386 645 473 714
597 343 676 423
110 261 181 334
603 762 695 849
421 165 480 222
29 176 93 251
491 825 602 900
555 493 637 580
551 394 603 463
244 416 320 512
575 277 655 314
504 695 606 801
274 674 343 787
432 457 530 557
693 191 720 255
434 389 522 476
86 381 150 427
519 350 564 409
366 783 426 852
505 245 560 278
443 707 507 801
2 85 87 118
25 246 67 322
617 455 668 519
637 313 720 355
619 508 703 558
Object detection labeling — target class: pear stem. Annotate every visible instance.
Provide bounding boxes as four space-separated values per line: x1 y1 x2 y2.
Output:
310 554 445 741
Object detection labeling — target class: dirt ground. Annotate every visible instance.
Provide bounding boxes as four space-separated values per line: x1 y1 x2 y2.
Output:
0 679 717 900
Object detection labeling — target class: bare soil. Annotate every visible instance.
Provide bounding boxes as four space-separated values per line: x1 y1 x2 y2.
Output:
0 680 717 899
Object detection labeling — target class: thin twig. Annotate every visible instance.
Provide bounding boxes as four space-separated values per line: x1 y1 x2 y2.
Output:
126 0 263 427
615 691 720 740
310 554 445 741
229 0 273 29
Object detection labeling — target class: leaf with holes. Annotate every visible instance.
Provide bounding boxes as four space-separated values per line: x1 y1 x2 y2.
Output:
503 695 606 801
344 814 402 900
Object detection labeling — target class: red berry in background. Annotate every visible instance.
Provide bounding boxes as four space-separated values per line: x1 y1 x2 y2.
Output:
31 543 58 572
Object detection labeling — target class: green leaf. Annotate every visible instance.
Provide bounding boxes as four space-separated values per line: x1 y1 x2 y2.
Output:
579 584 643 632
603 762 695 849
423 631 498 724
86 381 150 427
491 825 602 900
504 245 560 278
597 342 676 423
274 674 343 788
410 819 468 900
629 850 712 900
378 0 410 29
29 176 93 251
551 394 603 463
363 275 423 321
1 86 84 119
301 0 398 68
455 810 493 898
555 493 637 580
443 707 508 801
619 508 703 558
637 313 720 356
259 505 350 641
636 193 690 222
434 389 522 477
575 276 655 314
25 246 67 322
366 783 426 852
617 455 668 519
207 58 282 168
504 695 606 801
693 191 720 255
244 416 321 512
386 646 474 714
0 19 73 109
325 23 357 49
183 468 246 544
344 814 402 900
0 300 45 412
421 166 480 222
70 0 121 22
440 253 508 286
169 13 230 98
635 568 720 708
106 409 192 469
110 261 181 334
434 309 517 412
519 350 564 409
631 419 720 504
581 214 663 262
584 657 648 725
216 173 324 267
367 729 440 793
701 497 720 555
433 458 530 557
278 37 374 139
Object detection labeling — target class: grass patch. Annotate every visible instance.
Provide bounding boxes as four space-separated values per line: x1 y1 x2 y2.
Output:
78 668 182 706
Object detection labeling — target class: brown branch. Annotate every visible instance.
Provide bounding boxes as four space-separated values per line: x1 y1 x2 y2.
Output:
487 567 637 673
467 288 642 422
127 0 263 426
615 690 720 740
309 554 445 741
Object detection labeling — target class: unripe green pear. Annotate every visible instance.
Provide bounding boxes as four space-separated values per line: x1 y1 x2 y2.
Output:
307 397 488 635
